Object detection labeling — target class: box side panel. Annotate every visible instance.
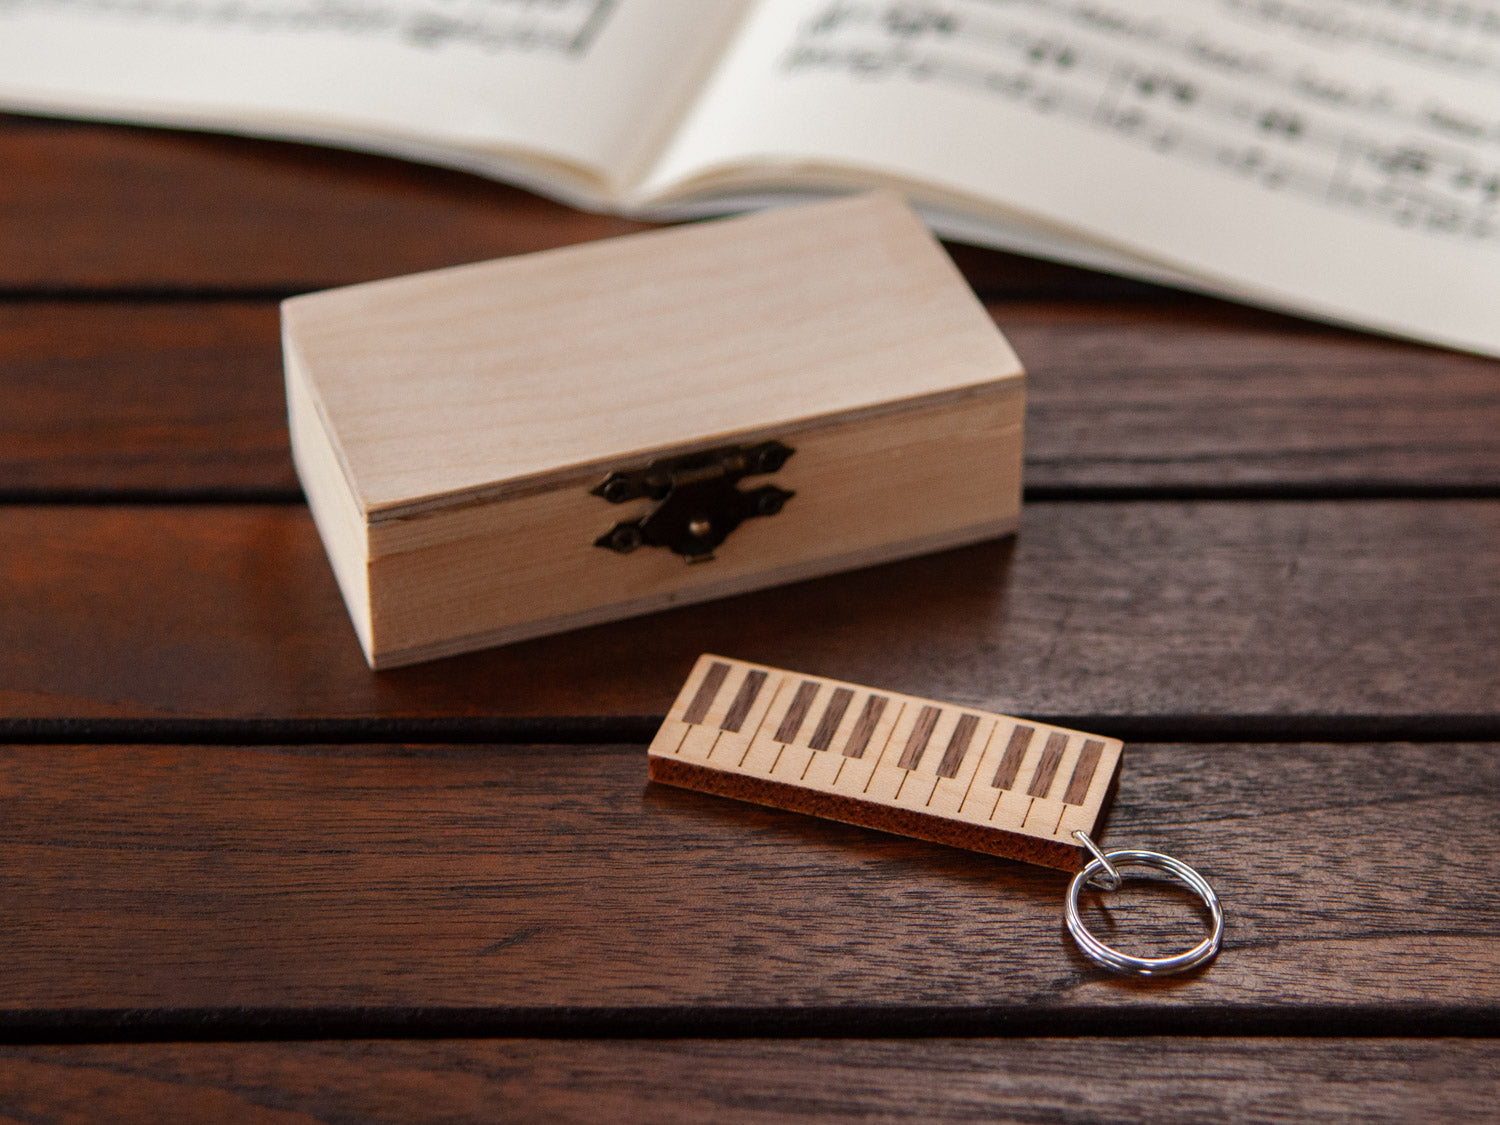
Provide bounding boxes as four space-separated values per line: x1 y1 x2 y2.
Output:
363 385 1023 668
285 342 375 662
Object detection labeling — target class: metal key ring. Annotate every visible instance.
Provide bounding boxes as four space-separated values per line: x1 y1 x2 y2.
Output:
1065 833 1224 976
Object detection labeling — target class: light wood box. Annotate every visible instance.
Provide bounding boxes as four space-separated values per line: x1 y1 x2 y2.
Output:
282 193 1026 669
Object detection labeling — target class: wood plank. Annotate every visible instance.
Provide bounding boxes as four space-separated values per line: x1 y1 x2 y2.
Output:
0 303 294 495
4 302 1498 497
1014 302 1500 492
0 118 1116 299
0 501 1495 725
0 119 649 292
0 741 1494 1023
0 1039 1492 1123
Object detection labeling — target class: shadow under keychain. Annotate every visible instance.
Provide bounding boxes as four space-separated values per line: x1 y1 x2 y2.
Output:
647 654 1223 976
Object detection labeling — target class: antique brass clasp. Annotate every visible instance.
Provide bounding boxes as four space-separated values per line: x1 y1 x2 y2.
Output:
591 440 795 563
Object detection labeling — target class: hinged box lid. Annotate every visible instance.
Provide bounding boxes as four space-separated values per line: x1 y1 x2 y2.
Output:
283 192 1021 520
283 192 1026 667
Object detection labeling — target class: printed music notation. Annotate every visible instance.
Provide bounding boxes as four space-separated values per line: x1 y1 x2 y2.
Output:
783 0 1500 245
647 656 1123 870
1216 0 1500 83
0 0 618 56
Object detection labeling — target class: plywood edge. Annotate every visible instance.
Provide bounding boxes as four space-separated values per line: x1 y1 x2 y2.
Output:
361 377 1025 524
366 516 1018 669
280 312 371 520
647 755 1085 872
284 341 375 662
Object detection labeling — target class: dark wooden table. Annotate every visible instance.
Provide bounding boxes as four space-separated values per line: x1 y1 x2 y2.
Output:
2 114 1498 1122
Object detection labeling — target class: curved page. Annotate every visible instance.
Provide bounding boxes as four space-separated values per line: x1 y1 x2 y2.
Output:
0 0 740 199
638 0 1500 357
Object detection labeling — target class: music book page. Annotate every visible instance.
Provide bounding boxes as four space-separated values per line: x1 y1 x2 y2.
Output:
638 0 1500 356
0 0 744 202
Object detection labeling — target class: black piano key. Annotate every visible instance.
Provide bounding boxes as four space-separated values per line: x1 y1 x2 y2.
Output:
897 705 942 770
841 695 888 758
1062 738 1105 805
774 680 820 743
683 661 730 724
720 669 768 733
807 687 854 750
1027 732 1068 798
991 724 1035 789
935 713 980 779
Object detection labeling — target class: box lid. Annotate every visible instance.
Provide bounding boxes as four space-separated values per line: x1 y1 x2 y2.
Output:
281 192 1023 522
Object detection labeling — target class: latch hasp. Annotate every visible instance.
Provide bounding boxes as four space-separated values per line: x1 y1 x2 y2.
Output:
593 440 795 562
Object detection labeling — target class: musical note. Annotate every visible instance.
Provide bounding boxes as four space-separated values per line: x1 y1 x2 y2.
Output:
1 0 617 57
1134 72 1199 104
1257 108 1304 139
782 0 1500 246
1216 0 1500 82
883 3 956 38
1023 38 1077 69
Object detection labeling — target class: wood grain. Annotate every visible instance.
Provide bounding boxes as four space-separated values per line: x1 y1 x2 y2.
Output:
285 194 1024 665
0 1039 1493 1123
4 302 1498 498
336 392 1022 668
1012 302 1500 491
0 303 293 495
6 108 1496 1121
0 119 649 293
0 501 1494 724
286 192 1020 510
0 741 1494 1024
0 117 1137 299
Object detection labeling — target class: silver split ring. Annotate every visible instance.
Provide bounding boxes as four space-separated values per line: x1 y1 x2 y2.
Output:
1065 835 1224 976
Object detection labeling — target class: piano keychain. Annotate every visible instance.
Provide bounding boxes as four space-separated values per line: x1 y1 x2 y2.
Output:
648 654 1224 976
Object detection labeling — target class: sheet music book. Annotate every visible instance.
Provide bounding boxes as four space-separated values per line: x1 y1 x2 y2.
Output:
4 0 1496 357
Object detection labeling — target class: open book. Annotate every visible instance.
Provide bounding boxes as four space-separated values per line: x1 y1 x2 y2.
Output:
3 0 1497 357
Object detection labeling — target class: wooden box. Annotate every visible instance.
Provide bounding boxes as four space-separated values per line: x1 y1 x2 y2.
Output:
282 193 1026 669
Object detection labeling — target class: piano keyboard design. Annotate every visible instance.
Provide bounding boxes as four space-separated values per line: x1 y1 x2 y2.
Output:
648 655 1124 872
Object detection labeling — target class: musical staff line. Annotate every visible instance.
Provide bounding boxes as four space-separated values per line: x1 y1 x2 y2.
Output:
784 0 1500 244
0 0 617 57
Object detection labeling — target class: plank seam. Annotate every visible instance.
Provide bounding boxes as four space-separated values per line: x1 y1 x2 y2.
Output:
0 286 307 303
0 490 306 506
1 486 1497 506
0 1005 1493 1043
1022 485 1500 502
4 714 1500 746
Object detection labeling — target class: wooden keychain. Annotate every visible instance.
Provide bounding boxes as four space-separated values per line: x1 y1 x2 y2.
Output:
648 654 1224 976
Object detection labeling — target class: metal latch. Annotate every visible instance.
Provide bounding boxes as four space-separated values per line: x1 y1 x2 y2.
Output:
592 440 795 562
